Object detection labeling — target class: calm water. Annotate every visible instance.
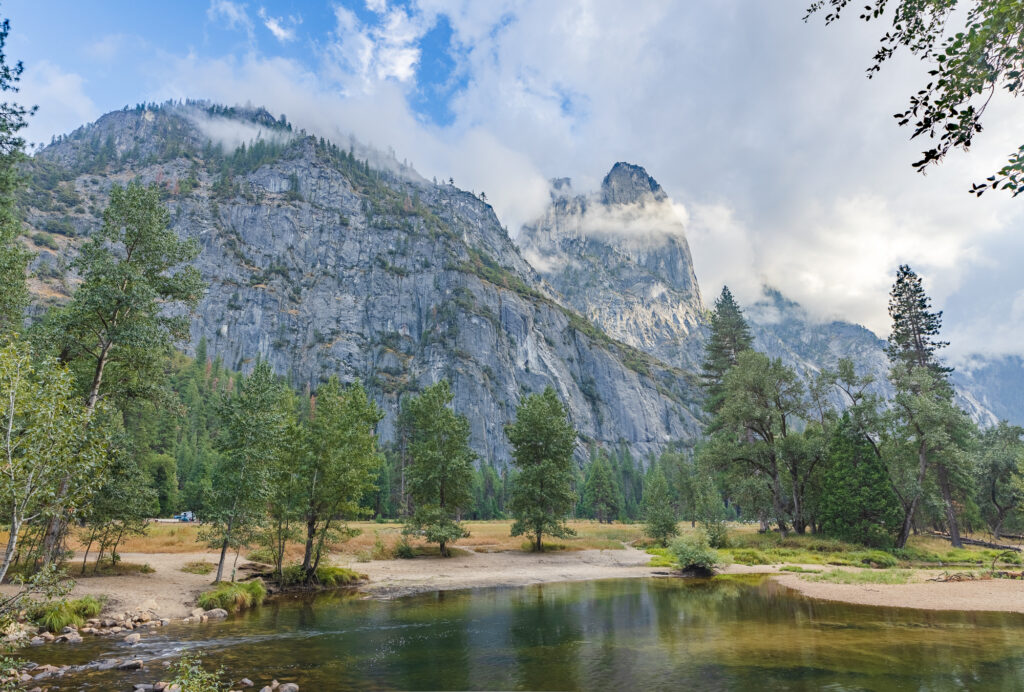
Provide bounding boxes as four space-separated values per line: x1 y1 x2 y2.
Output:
30 576 1024 691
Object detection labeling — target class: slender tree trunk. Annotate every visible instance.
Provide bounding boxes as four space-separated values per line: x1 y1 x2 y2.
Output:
214 515 235 583
0 516 22 583
440 539 447 558
937 465 963 548
535 531 542 552
80 535 94 576
897 444 931 549
302 514 317 575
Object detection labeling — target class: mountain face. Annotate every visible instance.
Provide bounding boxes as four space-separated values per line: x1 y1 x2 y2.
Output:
518 169 1017 427
517 163 705 371
20 104 704 464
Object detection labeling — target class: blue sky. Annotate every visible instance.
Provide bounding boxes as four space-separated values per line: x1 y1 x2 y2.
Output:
5 0 1024 357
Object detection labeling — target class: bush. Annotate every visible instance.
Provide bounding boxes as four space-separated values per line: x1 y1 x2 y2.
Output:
703 522 730 549
197 580 266 613
169 651 228 692
728 548 771 565
246 547 276 564
31 596 106 632
394 537 415 559
278 564 366 587
670 533 722 575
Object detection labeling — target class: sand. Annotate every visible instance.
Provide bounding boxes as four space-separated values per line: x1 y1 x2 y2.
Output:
3 548 1023 619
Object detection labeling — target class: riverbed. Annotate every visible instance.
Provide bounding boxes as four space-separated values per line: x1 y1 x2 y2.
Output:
28 576 1024 690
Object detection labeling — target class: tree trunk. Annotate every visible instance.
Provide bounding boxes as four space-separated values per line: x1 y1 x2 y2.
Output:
440 539 447 558
535 532 542 552
0 517 21 583
896 443 931 549
214 516 234 583
302 514 317 575
936 465 963 548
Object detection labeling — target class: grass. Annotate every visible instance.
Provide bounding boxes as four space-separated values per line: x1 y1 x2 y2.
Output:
646 547 675 568
779 565 822 573
181 560 216 575
279 564 367 587
196 580 267 613
79 560 155 577
31 595 106 632
808 568 914 585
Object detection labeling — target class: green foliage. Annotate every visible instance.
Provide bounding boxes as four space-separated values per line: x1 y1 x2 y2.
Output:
645 547 675 567
700 286 753 419
507 387 578 551
641 465 678 546
196 580 266 613
169 651 229 692
819 416 903 548
808 0 1024 196
584 453 621 524
669 532 722 573
53 181 204 409
0 14 32 334
279 564 365 587
30 595 105 632
402 380 475 557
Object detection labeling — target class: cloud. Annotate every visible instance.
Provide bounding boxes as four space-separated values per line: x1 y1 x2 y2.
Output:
181 107 294 152
18 61 98 148
207 0 253 35
26 0 1022 357
258 8 301 43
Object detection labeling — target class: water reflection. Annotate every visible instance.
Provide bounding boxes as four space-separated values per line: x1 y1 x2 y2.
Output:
29 577 1024 691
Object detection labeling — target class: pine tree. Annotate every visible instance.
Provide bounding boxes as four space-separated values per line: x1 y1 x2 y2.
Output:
403 380 475 557
642 465 678 546
887 265 951 379
584 454 620 523
701 286 754 417
886 265 967 548
507 387 578 551
819 415 902 548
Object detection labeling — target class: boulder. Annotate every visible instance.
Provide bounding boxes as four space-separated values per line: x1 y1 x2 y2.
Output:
117 659 144 670
279 684 299 692
203 608 228 619
124 632 141 644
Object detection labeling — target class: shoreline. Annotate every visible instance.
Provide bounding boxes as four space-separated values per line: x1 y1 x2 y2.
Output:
3 547 1024 623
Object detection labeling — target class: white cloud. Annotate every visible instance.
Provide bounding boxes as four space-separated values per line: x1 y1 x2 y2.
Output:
207 0 253 36
18 61 98 148
258 8 301 44
32 0 1022 357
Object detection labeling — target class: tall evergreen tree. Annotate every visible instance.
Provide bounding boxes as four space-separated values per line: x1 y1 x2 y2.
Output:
887 265 951 379
886 265 968 548
583 453 620 523
642 465 678 546
507 387 578 551
701 286 754 417
403 380 475 557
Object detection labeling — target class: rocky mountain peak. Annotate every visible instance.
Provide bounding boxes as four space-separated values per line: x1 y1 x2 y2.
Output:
600 162 667 206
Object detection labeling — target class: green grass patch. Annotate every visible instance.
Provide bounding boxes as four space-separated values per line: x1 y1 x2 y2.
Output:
180 561 216 575
31 595 106 632
725 548 773 565
809 568 914 585
197 580 267 613
279 564 367 587
779 565 822 573
646 547 674 568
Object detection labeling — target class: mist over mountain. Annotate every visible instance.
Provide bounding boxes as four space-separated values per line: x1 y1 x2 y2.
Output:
18 102 1022 468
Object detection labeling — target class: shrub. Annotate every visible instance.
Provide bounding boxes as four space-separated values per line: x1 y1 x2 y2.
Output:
703 521 730 549
31 596 105 632
394 537 415 559
728 548 771 565
169 651 228 692
279 564 366 587
197 580 266 613
670 533 722 575
246 547 276 564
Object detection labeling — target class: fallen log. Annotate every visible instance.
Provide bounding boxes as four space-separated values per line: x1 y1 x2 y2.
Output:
925 532 1022 552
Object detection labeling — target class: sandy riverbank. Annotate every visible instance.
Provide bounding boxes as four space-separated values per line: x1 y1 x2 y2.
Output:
3 547 1024 619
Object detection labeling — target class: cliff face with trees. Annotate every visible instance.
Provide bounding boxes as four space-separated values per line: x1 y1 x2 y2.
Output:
18 103 704 465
